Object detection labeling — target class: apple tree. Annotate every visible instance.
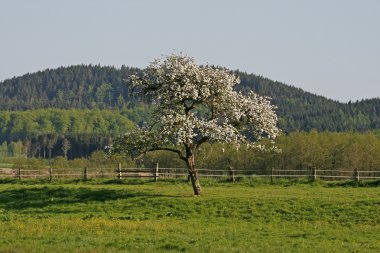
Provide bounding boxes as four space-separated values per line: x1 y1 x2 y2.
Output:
110 54 279 195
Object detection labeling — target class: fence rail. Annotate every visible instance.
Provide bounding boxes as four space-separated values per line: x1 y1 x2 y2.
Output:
1 164 380 182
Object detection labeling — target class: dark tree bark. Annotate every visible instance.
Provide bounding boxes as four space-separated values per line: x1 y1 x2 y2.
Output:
185 146 202 196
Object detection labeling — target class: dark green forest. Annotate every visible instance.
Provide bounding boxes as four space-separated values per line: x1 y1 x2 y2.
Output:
1 65 380 160
1 65 380 132
0 65 141 111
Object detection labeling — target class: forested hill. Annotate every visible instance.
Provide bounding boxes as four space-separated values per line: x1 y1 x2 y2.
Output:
236 72 380 132
1 65 379 133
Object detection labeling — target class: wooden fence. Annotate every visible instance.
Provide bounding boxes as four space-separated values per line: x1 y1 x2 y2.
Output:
1 164 380 182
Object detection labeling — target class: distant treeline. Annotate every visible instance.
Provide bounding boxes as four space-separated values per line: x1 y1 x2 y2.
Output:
145 131 380 172
1 65 380 133
0 109 140 159
3 131 380 173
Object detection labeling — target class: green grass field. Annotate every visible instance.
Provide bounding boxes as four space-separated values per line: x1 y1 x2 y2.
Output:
0 179 379 252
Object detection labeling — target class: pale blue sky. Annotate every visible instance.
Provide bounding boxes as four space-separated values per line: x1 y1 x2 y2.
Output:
0 0 379 102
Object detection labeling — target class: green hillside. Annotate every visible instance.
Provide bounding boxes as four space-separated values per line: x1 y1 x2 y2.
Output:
1 65 380 133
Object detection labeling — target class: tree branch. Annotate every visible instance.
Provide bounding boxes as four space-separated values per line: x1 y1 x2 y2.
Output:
195 136 209 149
132 146 186 162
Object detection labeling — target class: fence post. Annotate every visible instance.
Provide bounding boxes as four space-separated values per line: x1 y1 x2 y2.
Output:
118 163 122 179
154 163 159 182
271 167 274 183
354 169 360 182
83 167 88 181
49 168 53 181
229 166 235 183
18 168 21 180
313 167 317 181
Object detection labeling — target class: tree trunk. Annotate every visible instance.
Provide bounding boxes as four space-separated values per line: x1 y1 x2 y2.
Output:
186 154 202 196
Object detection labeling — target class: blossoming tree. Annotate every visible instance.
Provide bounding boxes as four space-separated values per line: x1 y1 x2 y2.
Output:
110 54 279 196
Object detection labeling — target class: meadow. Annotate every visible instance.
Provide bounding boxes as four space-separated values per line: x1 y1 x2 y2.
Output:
0 179 379 252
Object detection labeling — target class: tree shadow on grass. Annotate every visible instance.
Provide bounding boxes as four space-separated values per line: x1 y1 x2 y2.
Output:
0 186 170 211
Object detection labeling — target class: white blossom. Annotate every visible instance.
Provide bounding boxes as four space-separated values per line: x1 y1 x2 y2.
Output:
111 53 280 159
